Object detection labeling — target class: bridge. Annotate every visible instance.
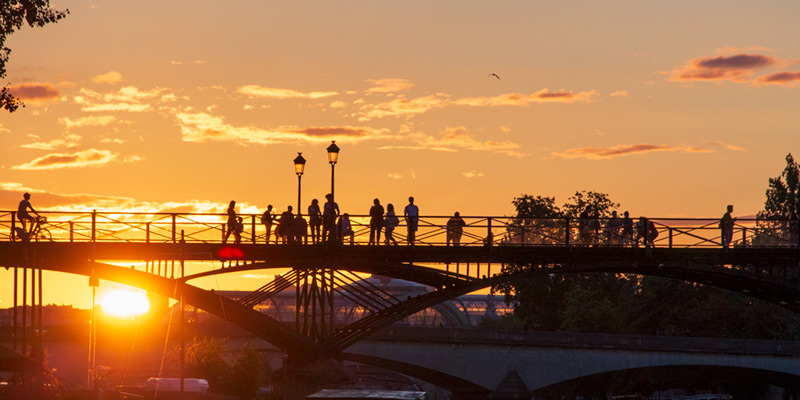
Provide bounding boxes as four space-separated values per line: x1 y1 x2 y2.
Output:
1 210 799 396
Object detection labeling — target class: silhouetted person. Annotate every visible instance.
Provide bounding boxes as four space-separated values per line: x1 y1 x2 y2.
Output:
621 211 633 246
384 203 399 245
294 214 308 245
720 204 735 248
322 193 339 243
578 206 592 246
604 210 621 246
404 196 419 245
446 212 466 246
234 216 244 244
278 206 294 244
17 192 39 236
338 213 354 245
369 198 384 245
308 199 322 244
636 216 658 248
223 200 237 244
261 205 274 244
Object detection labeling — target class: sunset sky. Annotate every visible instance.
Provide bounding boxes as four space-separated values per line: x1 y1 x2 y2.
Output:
2 0 800 307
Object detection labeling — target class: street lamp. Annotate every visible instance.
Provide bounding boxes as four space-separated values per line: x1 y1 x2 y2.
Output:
294 152 306 214
326 140 340 201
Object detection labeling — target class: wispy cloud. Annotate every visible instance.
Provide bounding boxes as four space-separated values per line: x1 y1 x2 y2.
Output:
366 78 416 94
707 141 746 152
670 53 777 82
358 89 597 121
9 82 60 101
553 143 714 160
60 115 117 129
236 85 338 99
610 90 628 97
175 112 381 145
73 86 171 112
463 170 485 178
380 126 527 157
92 71 123 84
755 71 800 87
12 149 120 170
20 134 82 150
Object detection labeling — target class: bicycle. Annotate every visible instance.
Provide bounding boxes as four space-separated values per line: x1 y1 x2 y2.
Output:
14 216 52 242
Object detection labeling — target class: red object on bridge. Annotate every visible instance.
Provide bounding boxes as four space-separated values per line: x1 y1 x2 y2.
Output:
217 246 245 259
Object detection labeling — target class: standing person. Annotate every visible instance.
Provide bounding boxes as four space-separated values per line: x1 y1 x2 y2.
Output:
720 204 736 248
446 211 466 246
278 206 294 244
223 200 237 244
369 198 384 245
17 192 40 235
578 206 592 246
261 205 274 244
322 193 340 243
621 211 633 246
404 196 419 245
308 199 322 244
384 203 399 245
604 210 621 246
294 214 308 245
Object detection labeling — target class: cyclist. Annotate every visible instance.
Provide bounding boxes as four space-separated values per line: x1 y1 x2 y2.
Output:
17 192 40 235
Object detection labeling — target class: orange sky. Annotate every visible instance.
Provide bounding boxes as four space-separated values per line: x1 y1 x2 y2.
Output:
2 1 800 307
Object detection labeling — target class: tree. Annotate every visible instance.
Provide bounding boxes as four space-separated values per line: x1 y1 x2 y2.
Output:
753 153 800 246
1 0 69 112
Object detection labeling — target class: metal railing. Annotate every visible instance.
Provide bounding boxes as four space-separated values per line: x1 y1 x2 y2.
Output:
1 210 798 248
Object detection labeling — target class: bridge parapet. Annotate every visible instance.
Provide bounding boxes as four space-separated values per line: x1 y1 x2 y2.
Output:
2 210 798 248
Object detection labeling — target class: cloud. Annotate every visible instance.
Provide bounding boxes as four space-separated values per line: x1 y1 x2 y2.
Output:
73 86 171 112
670 53 777 82
175 112 381 145
707 141 745 152
20 134 82 150
358 89 596 121
755 71 800 87
8 82 60 101
463 170 485 178
92 71 123 84
380 126 527 157
552 143 714 159
610 90 628 97
454 89 598 106
236 85 338 99
329 101 347 109
12 149 120 170
60 115 117 129
387 173 402 179
366 78 416 94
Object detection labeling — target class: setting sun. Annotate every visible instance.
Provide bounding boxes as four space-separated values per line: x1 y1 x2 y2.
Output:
99 289 151 318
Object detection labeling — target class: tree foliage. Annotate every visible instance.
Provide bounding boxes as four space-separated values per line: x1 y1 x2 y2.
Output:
760 153 800 218
1 0 69 112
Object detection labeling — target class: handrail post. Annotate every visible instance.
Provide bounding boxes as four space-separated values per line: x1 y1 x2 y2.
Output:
251 215 256 244
91 210 96 242
487 218 492 246
668 227 673 248
742 227 747 248
146 222 151 243
11 211 16 241
172 214 177 243
565 217 570 247
70 222 74 242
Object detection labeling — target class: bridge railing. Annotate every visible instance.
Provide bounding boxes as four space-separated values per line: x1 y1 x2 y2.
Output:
1 210 798 248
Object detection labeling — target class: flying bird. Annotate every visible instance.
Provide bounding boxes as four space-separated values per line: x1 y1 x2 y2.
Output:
489 73 501 80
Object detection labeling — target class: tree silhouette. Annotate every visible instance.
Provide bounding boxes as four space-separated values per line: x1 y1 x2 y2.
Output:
1 1 69 112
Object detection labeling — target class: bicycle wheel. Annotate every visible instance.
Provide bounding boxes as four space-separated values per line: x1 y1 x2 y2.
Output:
37 228 52 242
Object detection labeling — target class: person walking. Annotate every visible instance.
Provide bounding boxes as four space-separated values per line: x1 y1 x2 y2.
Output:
384 203 399 245
446 211 466 246
369 198 384 245
308 199 322 244
720 204 736 248
223 200 237 244
404 196 419 245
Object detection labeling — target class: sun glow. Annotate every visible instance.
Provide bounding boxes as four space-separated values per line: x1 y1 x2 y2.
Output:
99 289 151 318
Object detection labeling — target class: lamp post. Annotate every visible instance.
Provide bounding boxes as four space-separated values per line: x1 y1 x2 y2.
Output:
326 141 340 201
294 152 306 214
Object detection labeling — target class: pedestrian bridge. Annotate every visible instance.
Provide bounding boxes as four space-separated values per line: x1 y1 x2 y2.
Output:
345 327 800 398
